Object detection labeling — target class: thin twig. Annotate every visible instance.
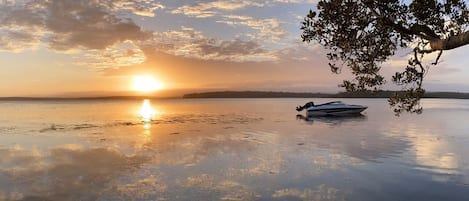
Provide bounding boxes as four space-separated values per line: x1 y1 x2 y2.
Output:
431 50 443 65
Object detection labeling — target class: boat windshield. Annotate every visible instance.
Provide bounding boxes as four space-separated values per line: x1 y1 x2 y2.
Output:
315 101 344 107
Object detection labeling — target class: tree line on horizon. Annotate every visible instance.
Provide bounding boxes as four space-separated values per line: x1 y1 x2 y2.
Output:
182 91 469 99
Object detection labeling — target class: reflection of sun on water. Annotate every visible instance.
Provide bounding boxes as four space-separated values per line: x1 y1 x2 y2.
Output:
140 99 155 121
139 99 156 131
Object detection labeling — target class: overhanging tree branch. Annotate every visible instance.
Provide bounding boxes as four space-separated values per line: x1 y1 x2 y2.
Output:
301 0 469 115
430 31 469 50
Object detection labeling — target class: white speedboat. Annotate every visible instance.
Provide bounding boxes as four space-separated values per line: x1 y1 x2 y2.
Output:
296 101 367 116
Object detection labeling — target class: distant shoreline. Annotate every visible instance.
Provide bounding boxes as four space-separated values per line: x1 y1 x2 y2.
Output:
182 90 469 99
2 90 469 100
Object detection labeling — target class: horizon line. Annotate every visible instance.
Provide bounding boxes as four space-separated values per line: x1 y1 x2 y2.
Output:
3 90 469 100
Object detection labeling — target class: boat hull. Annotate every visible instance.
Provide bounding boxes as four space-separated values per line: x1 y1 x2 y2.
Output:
306 107 367 116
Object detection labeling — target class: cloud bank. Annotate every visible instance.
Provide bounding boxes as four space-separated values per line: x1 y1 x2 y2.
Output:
0 0 152 51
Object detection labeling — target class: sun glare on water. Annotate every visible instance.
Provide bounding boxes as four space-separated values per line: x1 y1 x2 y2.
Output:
139 99 157 131
132 75 163 93
139 99 155 122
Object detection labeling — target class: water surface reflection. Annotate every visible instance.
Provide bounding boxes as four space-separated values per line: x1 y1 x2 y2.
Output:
138 99 156 130
0 146 147 201
296 114 367 125
0 98 468 200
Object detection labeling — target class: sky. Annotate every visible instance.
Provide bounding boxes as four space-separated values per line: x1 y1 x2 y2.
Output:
1 0 469 97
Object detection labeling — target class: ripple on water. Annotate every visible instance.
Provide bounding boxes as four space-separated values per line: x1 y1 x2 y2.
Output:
31 113 264 134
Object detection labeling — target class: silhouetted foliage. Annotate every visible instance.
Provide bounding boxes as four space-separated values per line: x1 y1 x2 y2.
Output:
301 0 469 115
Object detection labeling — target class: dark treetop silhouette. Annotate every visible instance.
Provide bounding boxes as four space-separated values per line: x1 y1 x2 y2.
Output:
301 0 469 114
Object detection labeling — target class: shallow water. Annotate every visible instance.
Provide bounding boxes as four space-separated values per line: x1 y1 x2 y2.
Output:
0 98 469 201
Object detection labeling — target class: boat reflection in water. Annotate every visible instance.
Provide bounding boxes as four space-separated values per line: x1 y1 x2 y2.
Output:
296 113 367 125
138 99 156 130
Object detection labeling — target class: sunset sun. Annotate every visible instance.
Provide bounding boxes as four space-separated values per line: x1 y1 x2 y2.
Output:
132 75 163 93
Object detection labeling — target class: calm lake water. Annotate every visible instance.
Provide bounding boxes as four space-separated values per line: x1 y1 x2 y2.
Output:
1 98 469 201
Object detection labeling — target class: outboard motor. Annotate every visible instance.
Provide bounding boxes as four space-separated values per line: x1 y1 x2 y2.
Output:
296 101 315 111
296 105 303 111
